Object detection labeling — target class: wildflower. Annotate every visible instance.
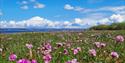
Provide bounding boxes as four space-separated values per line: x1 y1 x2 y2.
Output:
64 49 68 55
73 49 79 55
94 42 100 48
26 43 33 49
9 53 17 61
115 35 124 42
43 54 52 63
77 47 81 51
38 43 52 55
56 43 63 47
16 59 31 63
44 43 52 51
111 51 119 58
31 59 37 63
100 43 106 47
89 49 96 56
66 59 79 63
94 42 106 48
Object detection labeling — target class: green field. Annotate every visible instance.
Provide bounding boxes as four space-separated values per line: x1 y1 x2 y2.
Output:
0 30 125 63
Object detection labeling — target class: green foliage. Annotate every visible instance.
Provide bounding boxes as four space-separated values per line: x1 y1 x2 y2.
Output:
90 22 125 30
0 31 125 63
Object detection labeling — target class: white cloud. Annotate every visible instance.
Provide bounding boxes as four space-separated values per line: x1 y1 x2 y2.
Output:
109 14 125 23
21 5 29 10
64 4 74 10
72 14 125 27
18 0 45 10
0 14 125 28
0 21 26 28
34 3 45 9
0 16 72 28
64 5 125 15
99 6 125 14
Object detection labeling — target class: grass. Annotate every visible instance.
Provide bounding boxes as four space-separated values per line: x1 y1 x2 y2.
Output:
0 30 125 63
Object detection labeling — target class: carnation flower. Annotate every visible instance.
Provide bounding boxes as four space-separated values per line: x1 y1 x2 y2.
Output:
115 35 124 42
26 43 33 49
89 49 96 56
17 59 31 63
9 53 17 61
111 51 119 58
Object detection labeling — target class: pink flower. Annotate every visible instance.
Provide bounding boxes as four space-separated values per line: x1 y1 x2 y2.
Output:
94 42 100 48
43 54 52 63
73 49 79 55
16 59 31 63
89 49 96 56
26 43 33 49
66 59 79 63
94 42 106 48
115 35 124 42
64 49 68 55
111 51 119 58
56 43 63 47
76 47 81 51
100 43 106 47
44 43 52 51
9 53 17 61
31 59 37 63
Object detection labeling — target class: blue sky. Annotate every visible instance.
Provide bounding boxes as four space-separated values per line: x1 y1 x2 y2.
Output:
0 0 125 28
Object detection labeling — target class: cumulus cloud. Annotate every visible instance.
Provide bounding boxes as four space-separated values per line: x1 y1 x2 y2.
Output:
0 14 125 28
34 3 45 9
109 14 125 23
64 4 74 10
72 14 125 27
64 4 93 13
0 16 72 28
18 0 45 10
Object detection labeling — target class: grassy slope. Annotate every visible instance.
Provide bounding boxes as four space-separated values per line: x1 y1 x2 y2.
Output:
0 30 125 63
89 22 125 30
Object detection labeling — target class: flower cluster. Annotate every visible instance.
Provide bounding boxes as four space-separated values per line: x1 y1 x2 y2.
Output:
5 34 124 63
94 42 106 48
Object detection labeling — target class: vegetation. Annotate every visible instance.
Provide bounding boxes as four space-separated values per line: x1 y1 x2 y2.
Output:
0 30 125 63
89 22 125 30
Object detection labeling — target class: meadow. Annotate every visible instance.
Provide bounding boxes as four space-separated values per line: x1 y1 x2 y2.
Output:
0 30 125 63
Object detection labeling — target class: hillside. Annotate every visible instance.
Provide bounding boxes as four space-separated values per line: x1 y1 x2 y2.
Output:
89 22 125 30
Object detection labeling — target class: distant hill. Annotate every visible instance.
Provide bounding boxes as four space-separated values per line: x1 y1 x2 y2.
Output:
89 22 125 30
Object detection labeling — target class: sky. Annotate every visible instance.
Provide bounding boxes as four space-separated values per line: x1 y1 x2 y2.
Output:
0 0 125 28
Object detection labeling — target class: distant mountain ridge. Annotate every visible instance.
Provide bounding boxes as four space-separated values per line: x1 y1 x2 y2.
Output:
0 28 84 33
